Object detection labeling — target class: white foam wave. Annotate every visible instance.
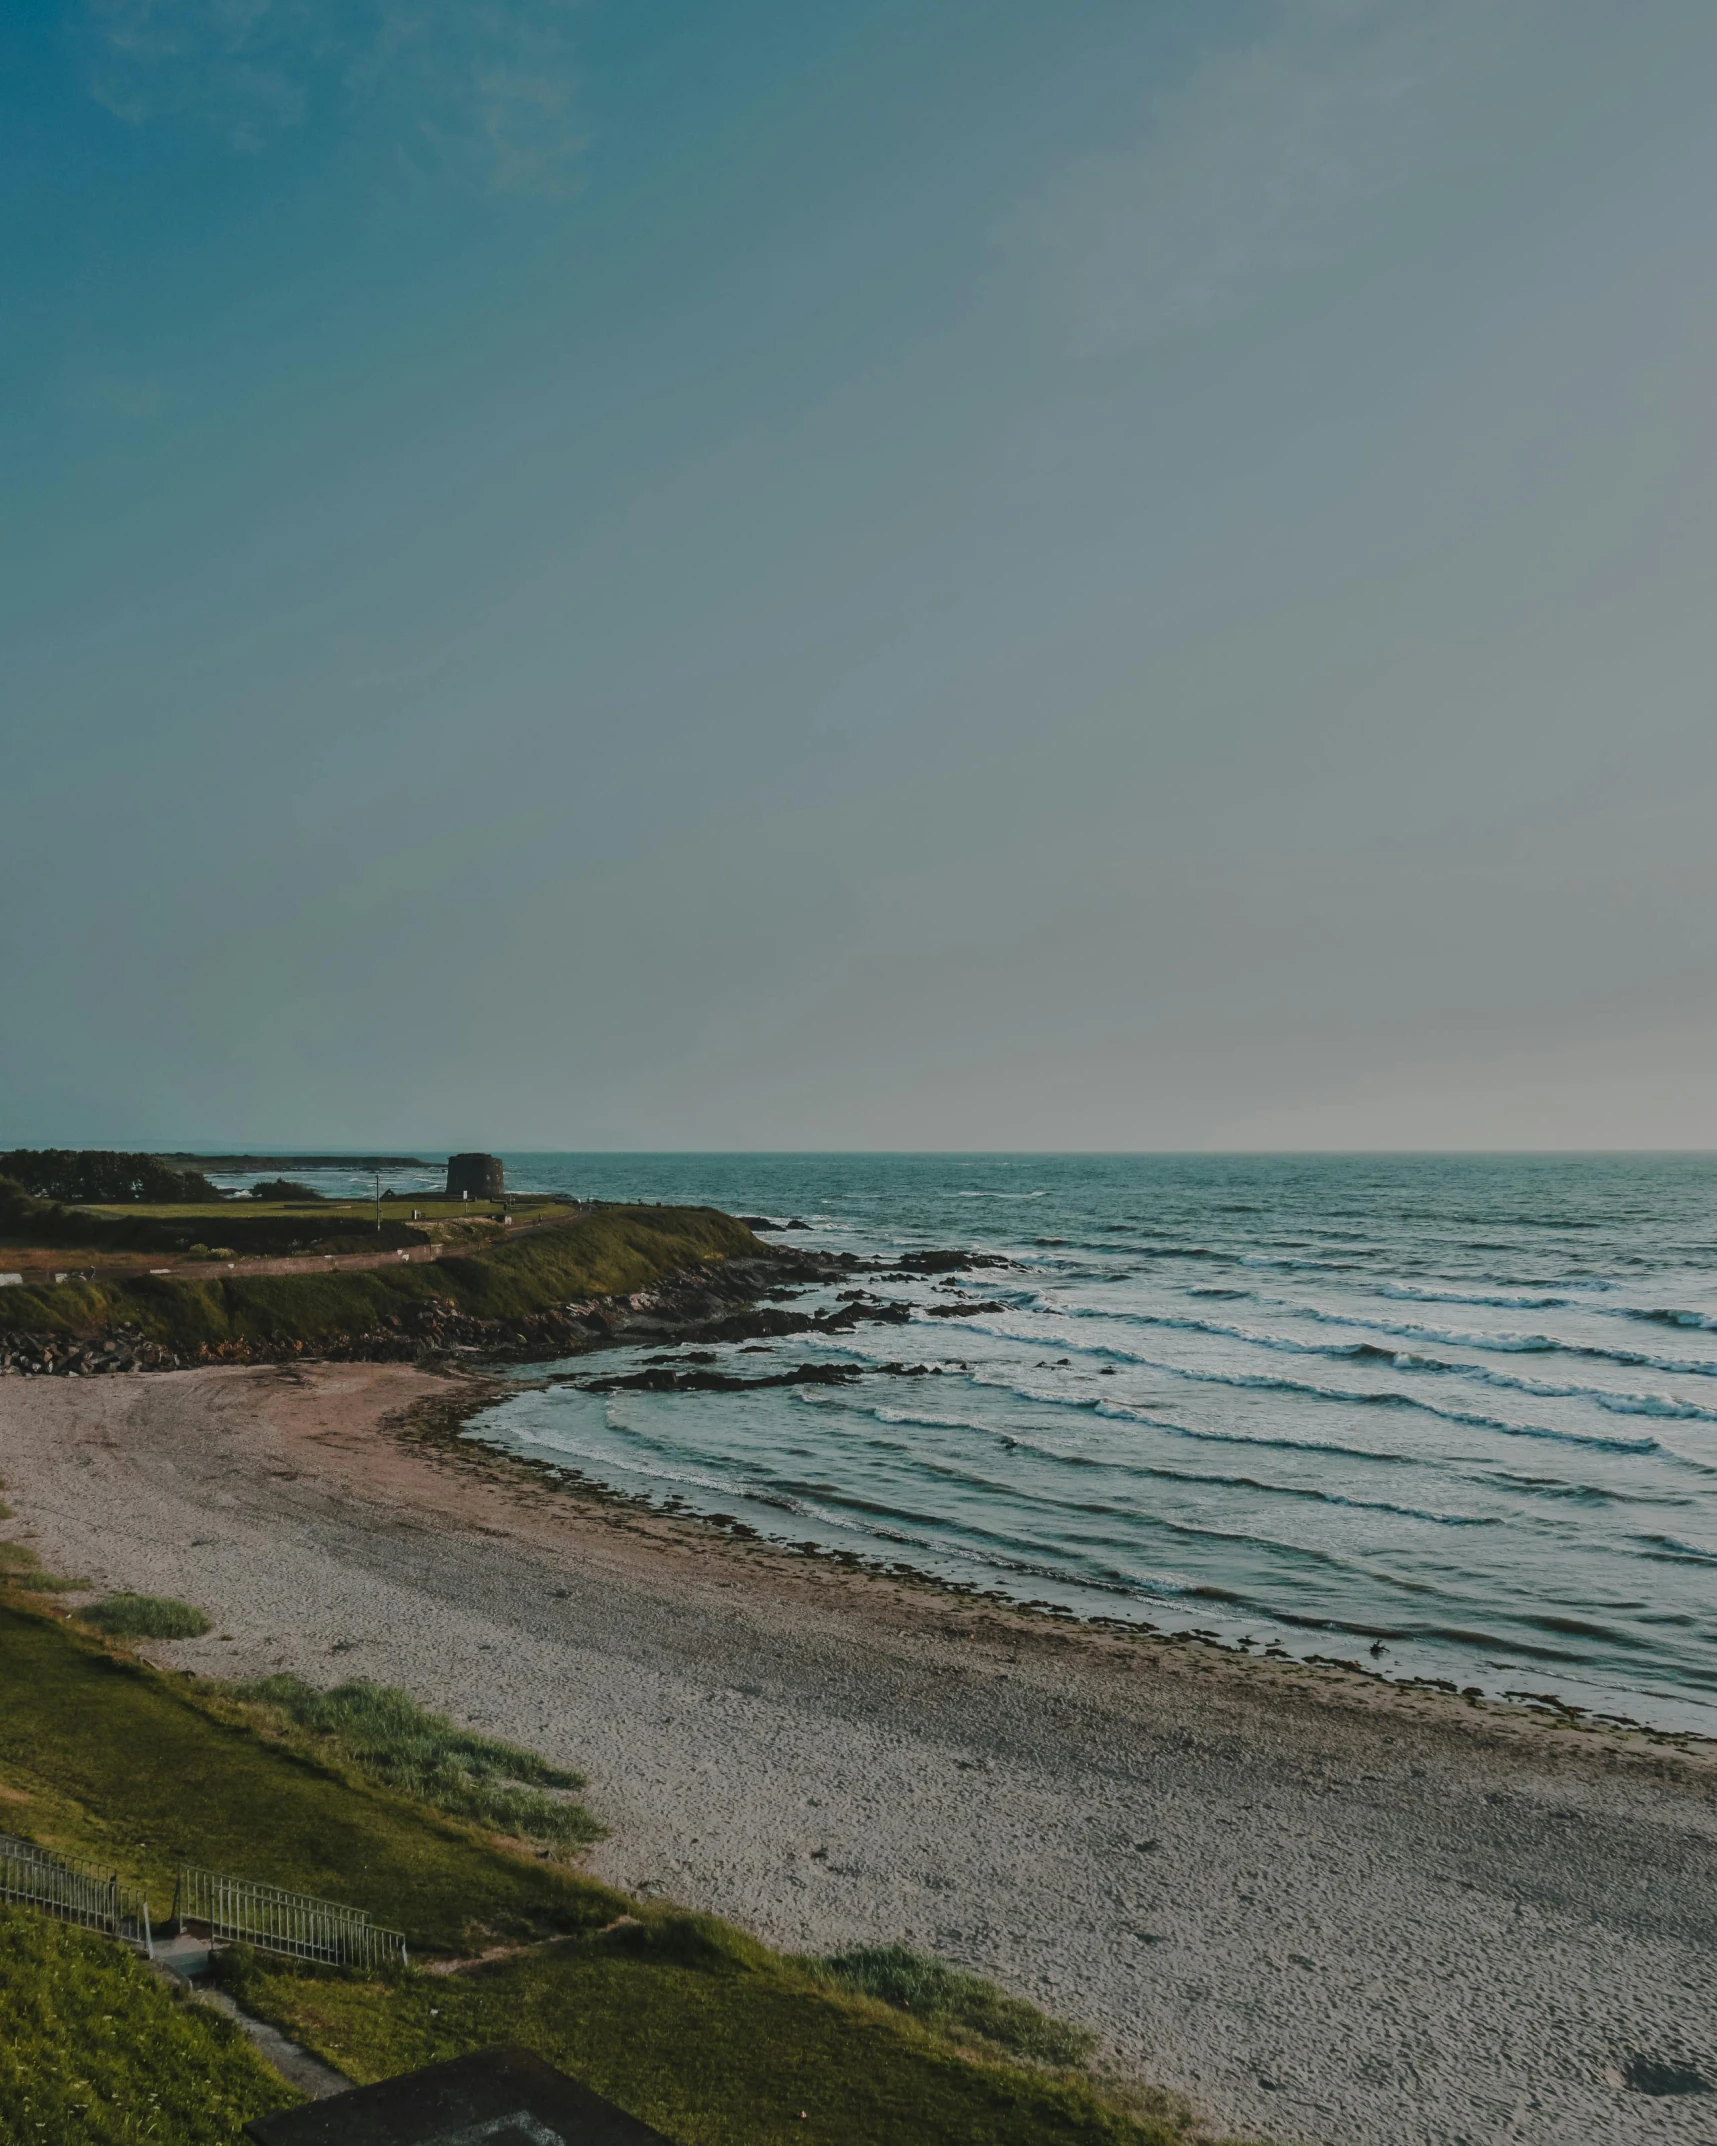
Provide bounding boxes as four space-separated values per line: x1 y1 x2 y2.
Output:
1015 1296 1717 1388
958 1357 1661 1455
1375 1285 1572 1310
1458 1364 1717 1423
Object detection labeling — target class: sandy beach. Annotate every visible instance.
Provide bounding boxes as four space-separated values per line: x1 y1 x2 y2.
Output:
2 1362 1715 2146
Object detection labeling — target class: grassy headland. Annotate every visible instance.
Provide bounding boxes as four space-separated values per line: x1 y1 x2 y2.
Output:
0 1203 764 1364
0 1174 534 1260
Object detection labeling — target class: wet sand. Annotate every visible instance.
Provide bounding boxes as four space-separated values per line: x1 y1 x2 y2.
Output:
2 1362 1715 2145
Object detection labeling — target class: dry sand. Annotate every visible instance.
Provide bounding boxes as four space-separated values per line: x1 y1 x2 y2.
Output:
2 1362 1715 2146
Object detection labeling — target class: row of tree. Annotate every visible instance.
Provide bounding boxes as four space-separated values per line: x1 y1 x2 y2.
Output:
0 1150 222 1204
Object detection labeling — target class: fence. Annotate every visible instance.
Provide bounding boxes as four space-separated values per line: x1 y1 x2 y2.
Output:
171 1866 407 1970
0 1832 153 1955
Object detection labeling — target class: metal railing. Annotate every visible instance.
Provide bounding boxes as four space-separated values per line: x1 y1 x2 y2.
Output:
0 1832 152 1955
171 1866 407 1969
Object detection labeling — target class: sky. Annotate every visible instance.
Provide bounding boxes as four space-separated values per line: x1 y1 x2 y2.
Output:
6 0 1717 1153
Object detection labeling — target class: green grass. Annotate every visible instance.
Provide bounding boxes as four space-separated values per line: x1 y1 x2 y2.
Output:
77 1197 546 1223
0 1174 429 1259
79 1594 214 1640
232 1676 603 1853
0 1539 82 1592
0 1204 760 1356
0 1599 1214 2144
0 1905 300 2144
0 1599 621 1952
815 1944 1096 2067
220 1922 1188 2146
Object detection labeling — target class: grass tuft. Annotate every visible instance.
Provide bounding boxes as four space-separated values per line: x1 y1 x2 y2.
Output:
816 1943 1098 2068
0 1540 83 1593
233 1675 603 1853
79 1593 214 1639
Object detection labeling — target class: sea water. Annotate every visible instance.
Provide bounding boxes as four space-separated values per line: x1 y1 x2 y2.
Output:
225 1154 1717 1734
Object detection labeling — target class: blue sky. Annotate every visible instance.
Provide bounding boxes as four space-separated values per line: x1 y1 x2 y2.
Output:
7 2 1717 1150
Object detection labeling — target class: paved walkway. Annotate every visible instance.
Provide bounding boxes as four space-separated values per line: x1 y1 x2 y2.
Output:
150 1931 351 2101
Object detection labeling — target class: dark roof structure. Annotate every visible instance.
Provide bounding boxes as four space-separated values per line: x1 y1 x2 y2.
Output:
245 2045 675 2146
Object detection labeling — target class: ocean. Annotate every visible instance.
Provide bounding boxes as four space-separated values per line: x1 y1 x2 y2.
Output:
216 1153 1717 1735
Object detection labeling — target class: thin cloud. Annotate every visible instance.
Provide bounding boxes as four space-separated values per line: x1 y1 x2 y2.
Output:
476 63 586 196
79 0 586 194
82 0 327 147
1003 0 1546 359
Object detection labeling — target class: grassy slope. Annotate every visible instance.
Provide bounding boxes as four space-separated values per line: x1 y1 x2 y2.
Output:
0 1602 622 1951
227 1934 1165 2146
0 1204 758 1353
0 1906 299 2145
0 1600 1197 2146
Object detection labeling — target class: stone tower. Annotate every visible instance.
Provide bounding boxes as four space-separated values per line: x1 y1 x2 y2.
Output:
445 1152 504 1200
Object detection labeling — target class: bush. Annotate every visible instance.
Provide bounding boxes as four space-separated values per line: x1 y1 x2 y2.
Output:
816 1944 1098 2067
235 1676 603 1852
247 1180 325 1202
79 1594 213 1640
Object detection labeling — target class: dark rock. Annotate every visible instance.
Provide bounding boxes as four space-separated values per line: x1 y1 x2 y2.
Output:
1623 2056 1710 2097
674 1297 911 1346
584 1361 864 1395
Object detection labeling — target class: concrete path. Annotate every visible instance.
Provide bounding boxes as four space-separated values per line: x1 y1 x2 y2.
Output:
150 1932 351 2102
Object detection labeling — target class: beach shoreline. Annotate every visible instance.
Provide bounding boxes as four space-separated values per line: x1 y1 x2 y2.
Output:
3 1361 1715 2145
407 1365 1717 1769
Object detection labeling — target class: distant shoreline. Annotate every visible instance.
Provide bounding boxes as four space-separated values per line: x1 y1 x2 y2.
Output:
156 1153 431 1171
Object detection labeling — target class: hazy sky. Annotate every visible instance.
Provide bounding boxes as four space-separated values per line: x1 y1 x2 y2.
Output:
7 1 1717 1151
